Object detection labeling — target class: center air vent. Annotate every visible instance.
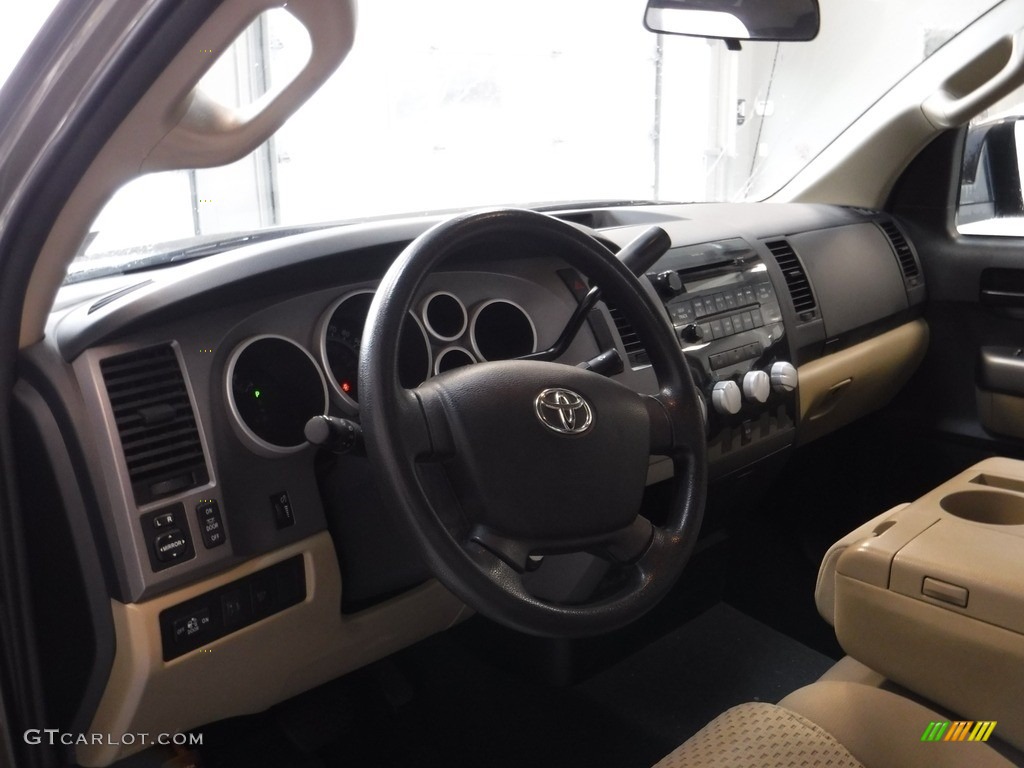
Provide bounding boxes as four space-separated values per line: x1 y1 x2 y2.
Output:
100 344 209 506
606 303 650 367
766 239 817 321
878 220 921 285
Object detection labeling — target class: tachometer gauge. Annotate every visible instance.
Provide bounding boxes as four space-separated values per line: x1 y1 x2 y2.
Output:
318 290 431 411
324 316 363 401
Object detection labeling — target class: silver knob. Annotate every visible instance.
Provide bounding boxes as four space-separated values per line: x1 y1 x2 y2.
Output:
742 370 771 403
712 380 742 415
770 361 798 393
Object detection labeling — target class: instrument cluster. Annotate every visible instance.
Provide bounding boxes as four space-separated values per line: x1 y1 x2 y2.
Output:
226 286 538 453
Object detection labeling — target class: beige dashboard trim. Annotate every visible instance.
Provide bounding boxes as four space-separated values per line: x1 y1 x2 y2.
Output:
79 532 468 766
797 319 928 445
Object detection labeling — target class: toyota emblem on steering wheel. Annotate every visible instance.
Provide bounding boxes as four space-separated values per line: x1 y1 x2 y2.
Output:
534 388 594 435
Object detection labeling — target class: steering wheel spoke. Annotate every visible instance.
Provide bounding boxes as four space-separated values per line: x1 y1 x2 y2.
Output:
395 385 452 461
647 388 705 457
468 527 536 573
592 516 655 565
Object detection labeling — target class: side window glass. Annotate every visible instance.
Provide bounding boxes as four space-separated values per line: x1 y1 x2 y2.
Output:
957 87 1024 236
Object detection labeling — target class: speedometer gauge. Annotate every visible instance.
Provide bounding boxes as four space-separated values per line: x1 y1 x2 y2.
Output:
319 291 431 410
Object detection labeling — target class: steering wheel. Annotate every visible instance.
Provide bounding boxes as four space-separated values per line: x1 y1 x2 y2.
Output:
359 208 707 637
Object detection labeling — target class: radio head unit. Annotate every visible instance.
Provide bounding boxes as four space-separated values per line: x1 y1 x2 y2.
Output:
644 238 796 475
649 238 784 363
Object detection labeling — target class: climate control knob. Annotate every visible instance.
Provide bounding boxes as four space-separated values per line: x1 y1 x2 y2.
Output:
711 380 742 416
742 370 771 403
770 361 798 393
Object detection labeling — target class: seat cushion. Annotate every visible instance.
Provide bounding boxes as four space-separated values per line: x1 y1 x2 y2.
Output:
779 681 1018 768
652 701 864 768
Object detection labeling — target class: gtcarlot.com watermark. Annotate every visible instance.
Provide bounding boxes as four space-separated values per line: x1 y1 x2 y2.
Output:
24 729 202 747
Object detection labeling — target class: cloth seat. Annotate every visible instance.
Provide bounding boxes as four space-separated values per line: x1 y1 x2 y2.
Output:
654 679 1018 768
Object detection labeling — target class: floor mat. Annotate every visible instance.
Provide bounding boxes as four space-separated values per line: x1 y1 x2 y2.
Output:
294 601 836 768
575 602 837 764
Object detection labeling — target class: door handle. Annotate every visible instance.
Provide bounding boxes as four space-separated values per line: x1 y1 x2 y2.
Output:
978 346 1024 396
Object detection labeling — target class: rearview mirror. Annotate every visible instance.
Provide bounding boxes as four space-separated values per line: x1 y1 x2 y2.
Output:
644 0 820 43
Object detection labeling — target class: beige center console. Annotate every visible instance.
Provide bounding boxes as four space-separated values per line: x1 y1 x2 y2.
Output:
816 457 1024 752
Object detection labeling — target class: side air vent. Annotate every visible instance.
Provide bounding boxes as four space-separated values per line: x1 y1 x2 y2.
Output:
100 344 209 506
878 220 921 284
766 239 818 320
606 303 650 367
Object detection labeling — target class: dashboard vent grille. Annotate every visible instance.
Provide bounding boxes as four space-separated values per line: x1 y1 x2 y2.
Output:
878 220 920 282
766 239 817 319
100 344 209 506
606 303 650 367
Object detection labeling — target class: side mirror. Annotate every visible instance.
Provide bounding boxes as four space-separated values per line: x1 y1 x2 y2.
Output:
644 0 819 43
958 118 1024 231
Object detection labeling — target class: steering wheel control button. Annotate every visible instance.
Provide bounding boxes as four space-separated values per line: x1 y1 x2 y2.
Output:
141 503 195 571
711 380 742 415
534 388 594 435
742 370 771 403
196 500 226 549
271 491 295 528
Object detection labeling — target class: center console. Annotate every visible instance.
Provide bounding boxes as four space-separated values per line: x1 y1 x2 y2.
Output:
646 238 797 476
816 457 1024 752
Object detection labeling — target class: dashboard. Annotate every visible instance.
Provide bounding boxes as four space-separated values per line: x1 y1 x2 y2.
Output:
20 201 928 765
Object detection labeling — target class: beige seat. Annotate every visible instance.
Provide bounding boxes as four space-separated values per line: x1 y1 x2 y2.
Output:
655 497 1024 767
655 661 1019 768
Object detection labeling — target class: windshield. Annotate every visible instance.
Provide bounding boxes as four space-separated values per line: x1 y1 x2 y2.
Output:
9 0 998 280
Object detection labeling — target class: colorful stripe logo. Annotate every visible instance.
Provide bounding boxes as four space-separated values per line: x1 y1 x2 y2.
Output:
921 721 997 742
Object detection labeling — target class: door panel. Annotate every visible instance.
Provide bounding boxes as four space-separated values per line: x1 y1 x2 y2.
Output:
889 130 1024 460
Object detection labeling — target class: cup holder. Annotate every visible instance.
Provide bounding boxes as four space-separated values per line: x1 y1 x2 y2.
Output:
940 490 1024 525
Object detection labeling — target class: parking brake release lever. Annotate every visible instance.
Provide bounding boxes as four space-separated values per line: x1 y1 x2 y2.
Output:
519 226 671 364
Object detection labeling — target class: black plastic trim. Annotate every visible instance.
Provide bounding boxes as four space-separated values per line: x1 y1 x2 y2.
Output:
159 555 305 661
0 4 224 763
11 379 116 748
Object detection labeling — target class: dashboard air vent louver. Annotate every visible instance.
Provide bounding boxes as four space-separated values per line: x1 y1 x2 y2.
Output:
878 220 920 282
766 239 817 320
100 344 209 506
606 303 650 367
